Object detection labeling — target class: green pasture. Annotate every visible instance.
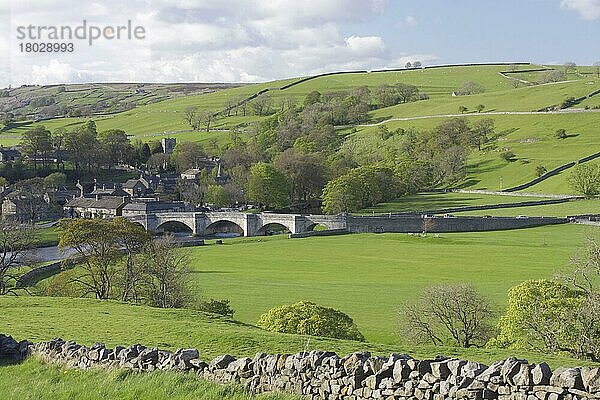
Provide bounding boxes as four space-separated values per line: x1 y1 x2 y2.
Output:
354 112 600 193
180 224 593 345
1 294 595 368
453 198 600 217
358 192 551 214
0 358 299 400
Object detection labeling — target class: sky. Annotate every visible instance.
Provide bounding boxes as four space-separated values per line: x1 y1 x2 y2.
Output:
0 0 599 87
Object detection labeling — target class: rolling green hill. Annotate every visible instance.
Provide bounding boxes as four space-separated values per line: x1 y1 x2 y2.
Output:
2 63 599 194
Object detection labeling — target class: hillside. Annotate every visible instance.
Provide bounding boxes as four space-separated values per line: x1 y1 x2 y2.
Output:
1 63 599 195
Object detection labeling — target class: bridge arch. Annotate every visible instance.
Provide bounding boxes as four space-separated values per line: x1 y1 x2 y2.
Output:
156 220 194 233
305 222 331 231
204 220 244 237
256 222 291 236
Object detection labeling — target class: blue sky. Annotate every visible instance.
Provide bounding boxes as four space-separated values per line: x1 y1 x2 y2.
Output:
0 0 598 86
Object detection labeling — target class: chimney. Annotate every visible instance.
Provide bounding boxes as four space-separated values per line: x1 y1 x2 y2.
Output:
96 194 101 200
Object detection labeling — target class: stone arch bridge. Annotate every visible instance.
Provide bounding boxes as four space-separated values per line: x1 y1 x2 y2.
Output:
126 212 346 236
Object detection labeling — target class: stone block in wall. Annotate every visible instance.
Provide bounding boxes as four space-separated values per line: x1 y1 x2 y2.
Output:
531 363 552 386
581 367 600 393
550 367 584 390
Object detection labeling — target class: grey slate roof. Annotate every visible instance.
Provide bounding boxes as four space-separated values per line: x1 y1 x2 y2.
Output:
64 197 126 210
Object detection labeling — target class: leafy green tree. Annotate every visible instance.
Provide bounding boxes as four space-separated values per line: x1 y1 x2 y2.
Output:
247 162 291 209
275 148 326 201
458 105 468 114
535 165 547 177
476 104 485 113
172 141 206 172
64 121 100 172
20 125 52 170
489 280 584 352
568 163 600 197
303 90 322 107
43 172 66 188
257 301 365 341
196 298 235 317
58 218 124 299
99 129 133 169
205 185 229 208
322 165 396 214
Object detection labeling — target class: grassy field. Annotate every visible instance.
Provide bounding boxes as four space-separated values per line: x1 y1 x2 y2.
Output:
453 198 600 217
358 192 552 214
173 224 594 345
0 358 299 400
353 112 600 193
1 296 595 368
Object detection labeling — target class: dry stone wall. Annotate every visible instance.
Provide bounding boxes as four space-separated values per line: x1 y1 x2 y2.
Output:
2 334 599 400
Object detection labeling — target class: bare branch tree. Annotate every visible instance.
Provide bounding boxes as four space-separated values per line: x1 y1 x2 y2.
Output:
0 220 36 295
399 284 494 347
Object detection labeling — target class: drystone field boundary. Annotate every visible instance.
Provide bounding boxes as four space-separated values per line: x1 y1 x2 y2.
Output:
1 334 599 400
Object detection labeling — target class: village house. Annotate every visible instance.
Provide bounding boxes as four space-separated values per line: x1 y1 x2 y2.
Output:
121 200 189 217
64 196 129 219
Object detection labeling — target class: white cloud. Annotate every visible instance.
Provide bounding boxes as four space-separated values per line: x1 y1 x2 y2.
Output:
561 0 600 20
1 0 436 86
30 59 78 84
405 15 418 27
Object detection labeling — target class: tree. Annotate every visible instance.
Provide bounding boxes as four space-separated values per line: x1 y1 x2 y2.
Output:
538 70 566 84
172 141 206 172
489 280 583 352
58 218 124 299
322 166 396 214
491 236 600 361
20 125 52 170
555 128 568 139
250 94 274 116
138 235 192 308
399 284 494 347
112 218 151 303
275 148 326 201
0 220 36 295
568 163 600 197
500 150 516 162
98 129 132 169
43 172 66 188
470 118 495 150
563 61 577 73
247 162 291 210
458 105 468 114
184 106 198 129
303 91 322 107
595 61 600 78
455 81 484 95
205 184 229 208
535 165 547 177
476 104 485 113
195 111 216 132
413 61 422 68
405 61 412 69
64 121 100 172
257 301 365 341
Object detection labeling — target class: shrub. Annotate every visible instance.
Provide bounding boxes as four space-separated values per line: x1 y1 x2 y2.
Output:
555 129 567 139
196 299 235 318
257 301 365 341
500 150 516 162
535 165 547 177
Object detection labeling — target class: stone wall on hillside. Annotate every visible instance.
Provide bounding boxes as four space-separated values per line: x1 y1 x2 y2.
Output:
346 215 567 234
1 334 599 400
